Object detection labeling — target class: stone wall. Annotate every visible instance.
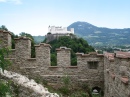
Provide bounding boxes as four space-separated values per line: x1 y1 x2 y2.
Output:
76 52 104 89
0 30 105 90
1 30 130 96
56 47 71 67
104 52 130 97
0 30 12 48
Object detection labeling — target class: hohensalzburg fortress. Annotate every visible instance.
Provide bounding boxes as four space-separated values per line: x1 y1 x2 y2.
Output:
48 26 74 34
46 26 75 43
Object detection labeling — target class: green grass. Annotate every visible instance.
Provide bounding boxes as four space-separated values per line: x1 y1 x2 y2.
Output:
92 94 100 97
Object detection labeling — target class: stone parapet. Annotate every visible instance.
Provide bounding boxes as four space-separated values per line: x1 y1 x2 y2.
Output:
0 30 12 48
0 29 12 35
56 46 71 67
14 36 32 41
76 52 103 57
35 43 51 48
15 36 31 59
1 29 130 97
35 43 51 67
104 52 114 61
56 46 71 51
104 51 130 97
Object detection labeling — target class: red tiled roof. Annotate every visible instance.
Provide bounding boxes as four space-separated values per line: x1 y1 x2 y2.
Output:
104 52 114 61
115 51 130 58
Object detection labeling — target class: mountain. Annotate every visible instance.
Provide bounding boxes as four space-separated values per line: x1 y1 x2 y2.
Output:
33 36 45 44
68 21 130 46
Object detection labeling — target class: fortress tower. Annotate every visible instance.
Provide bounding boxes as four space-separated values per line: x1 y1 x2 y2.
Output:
46 26 75 43
48 26 74 34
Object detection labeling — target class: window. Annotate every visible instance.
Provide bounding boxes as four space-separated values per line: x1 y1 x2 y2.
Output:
88 61 98 69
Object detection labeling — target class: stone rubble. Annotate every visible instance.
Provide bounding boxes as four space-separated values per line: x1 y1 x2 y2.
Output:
0 68 59 97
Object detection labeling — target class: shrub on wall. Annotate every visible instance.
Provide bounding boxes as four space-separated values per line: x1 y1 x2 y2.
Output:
59 75 71 95
0 47 11 72
0 80 12 97
0 47 12 97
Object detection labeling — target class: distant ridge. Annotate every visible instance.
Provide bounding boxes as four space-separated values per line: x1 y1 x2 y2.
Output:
68 21 130 46
33 36 45 44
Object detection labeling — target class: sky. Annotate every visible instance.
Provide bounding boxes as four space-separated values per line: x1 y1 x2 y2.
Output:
0 0 130 36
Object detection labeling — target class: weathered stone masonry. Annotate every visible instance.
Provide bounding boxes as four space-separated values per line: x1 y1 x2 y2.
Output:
0 69 59 97
0 30 130 97
0 30 11 48
104 52 130 97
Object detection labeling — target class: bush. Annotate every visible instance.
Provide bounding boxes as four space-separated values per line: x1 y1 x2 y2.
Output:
0 47 11 72
58 75 71 95
0 80 12 97
0 47 12 97
59 86 70 95
70 91 89 97
43 36 95 66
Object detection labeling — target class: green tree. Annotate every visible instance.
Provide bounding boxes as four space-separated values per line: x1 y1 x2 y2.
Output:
0 47 11 72
51 53 57 66
43 36 95 66
0 80 13 97
0 47 12 97
0 25 14 97
11 32 18 49
0 25 8 31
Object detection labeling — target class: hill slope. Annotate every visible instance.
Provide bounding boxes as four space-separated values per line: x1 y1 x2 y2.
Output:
33 36 45 44
68 21 130 46
45 36 95 66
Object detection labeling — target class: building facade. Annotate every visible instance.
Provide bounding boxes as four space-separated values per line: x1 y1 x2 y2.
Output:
48 26 74 34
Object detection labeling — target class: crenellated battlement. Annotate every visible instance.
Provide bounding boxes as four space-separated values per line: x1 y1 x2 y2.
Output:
0 30 130 97
0 30 12 48
104 52 130 97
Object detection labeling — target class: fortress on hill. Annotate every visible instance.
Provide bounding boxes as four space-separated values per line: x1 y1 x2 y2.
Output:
45 26 75 43
0 30 130 97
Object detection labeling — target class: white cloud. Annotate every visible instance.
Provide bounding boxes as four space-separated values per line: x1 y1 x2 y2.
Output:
11 0 22 4
0 0 22 4
0 0 6 2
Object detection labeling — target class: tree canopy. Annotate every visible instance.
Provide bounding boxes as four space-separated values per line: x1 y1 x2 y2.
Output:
0 25 8 31
44 36 95 66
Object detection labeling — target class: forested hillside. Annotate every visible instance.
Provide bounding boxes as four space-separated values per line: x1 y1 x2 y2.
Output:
0 25 95 66
33 36 45 44
43 36 95 66
68 21 130 46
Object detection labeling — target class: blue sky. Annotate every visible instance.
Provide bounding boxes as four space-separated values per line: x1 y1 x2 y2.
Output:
0 0 130 36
